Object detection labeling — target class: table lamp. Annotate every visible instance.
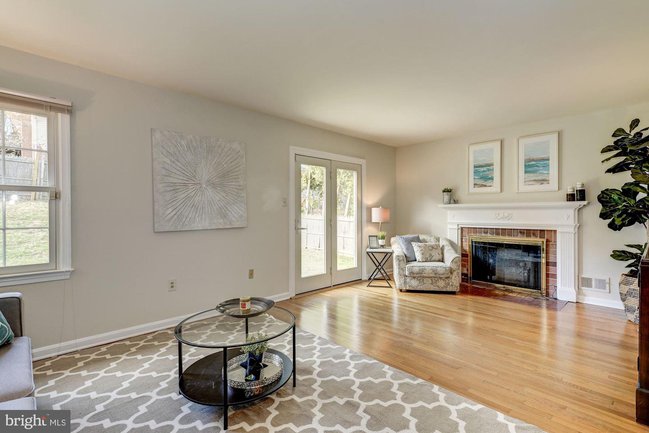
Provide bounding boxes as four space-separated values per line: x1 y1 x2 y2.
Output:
371 206 390 232
372 206 390 231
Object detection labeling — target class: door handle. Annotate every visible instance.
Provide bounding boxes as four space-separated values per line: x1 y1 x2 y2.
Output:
296 226 307 231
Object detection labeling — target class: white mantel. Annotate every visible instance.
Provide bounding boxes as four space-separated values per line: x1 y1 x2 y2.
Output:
439 201 588 302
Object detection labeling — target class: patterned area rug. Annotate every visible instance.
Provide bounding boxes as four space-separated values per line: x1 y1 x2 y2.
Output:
34 328 543 432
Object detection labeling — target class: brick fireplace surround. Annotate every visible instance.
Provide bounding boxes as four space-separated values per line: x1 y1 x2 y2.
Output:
439 201 588 302
460 227 558 298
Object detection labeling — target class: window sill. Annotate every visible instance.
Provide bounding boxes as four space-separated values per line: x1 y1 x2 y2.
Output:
0 269 73 287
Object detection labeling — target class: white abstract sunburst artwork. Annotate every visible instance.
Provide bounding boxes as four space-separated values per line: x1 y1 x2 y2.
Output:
152 129 247 232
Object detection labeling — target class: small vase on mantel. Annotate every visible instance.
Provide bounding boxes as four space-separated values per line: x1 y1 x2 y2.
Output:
442 188 453 205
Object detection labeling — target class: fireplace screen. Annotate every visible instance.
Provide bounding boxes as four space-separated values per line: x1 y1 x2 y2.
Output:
470 236 545 291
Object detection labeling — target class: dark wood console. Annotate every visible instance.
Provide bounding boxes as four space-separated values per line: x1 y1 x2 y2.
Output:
636 245 649 424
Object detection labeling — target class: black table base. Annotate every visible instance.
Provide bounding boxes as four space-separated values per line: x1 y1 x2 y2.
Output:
176 309 296 430
178 347 295 429
367 250 393 288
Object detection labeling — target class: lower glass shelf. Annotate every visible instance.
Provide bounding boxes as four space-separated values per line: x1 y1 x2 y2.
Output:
179 348 293 406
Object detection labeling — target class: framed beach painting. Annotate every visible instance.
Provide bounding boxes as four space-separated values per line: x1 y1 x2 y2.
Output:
518 132 559 192
468 140 501 193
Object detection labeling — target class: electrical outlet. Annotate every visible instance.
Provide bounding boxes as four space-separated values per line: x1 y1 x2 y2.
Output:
168 280 177 292
248 269 254 279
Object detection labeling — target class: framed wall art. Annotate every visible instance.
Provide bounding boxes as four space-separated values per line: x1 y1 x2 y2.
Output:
468 140 501 193
152 128 247 232
518 132 559 192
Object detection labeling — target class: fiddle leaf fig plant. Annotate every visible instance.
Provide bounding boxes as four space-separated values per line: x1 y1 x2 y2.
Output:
597 182 649 231
611 244 648 278
597 118 649 277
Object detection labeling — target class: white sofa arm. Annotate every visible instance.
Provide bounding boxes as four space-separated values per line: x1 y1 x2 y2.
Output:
390 238 407 289
440 238 460 270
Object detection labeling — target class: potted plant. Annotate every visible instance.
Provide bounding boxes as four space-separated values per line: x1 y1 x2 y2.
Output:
613 244 646 323
377 231 386 247
240 332 268 381
597 118 649 323
442 187 453 205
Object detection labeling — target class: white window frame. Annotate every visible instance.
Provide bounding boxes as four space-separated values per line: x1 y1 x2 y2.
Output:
0 89 72 286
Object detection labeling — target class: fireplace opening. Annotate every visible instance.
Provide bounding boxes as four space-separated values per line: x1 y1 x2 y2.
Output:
469 236 545 292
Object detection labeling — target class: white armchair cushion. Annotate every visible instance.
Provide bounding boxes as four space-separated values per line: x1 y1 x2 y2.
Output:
406 262 451 277
412 242 443 262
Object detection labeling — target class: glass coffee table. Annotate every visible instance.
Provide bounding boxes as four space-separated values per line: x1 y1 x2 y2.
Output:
174 303 296 429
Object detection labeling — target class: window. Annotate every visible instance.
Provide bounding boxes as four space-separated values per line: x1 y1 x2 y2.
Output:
0 89 71 285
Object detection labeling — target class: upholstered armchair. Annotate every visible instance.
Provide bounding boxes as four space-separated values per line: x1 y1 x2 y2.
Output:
0 292 36 410
391 235 461 293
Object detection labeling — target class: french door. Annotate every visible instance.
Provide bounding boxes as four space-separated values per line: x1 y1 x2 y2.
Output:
295 155 362 294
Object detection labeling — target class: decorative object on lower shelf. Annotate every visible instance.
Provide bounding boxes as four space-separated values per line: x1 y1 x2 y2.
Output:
228 351 284 397
239 332 269 381
619 273 640 324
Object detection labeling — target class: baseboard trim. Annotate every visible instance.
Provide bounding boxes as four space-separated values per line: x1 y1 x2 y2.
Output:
32 291 292 361
577 294 624 310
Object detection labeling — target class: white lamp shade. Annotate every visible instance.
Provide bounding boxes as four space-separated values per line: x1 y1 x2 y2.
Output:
371 207 390 223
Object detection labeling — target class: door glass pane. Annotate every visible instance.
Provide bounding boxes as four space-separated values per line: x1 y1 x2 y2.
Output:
336 168 357 270
300 164 327 278
2 110 49 186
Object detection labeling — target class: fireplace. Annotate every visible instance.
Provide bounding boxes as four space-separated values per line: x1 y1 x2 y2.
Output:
469 236 545 292
440 201 588 302
460 227 557 298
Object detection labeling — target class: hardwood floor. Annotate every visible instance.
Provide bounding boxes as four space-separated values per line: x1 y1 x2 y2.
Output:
278 281 649 433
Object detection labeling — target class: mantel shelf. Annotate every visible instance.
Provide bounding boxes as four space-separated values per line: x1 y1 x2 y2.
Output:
438 201 588 210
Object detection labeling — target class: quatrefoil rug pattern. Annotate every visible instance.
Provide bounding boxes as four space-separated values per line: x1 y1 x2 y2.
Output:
34 329 543 432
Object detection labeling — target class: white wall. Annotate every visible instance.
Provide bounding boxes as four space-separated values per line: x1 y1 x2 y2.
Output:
396 101 649 309
0 46 396 349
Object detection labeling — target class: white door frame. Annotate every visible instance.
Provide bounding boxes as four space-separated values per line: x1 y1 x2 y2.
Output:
289 146 367 298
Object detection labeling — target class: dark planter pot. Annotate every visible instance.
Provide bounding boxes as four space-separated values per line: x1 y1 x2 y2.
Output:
240 352 266 381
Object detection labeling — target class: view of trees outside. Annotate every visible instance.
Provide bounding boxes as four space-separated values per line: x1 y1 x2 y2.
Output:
336 169 356 270
1 110 50 267
300 164 357 277
300 164 325 217
300 165 326 277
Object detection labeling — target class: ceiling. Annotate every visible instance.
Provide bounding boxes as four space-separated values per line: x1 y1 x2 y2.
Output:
1 0 649 146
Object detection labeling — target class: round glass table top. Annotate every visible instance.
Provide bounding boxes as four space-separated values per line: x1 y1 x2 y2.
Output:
174 306 295 348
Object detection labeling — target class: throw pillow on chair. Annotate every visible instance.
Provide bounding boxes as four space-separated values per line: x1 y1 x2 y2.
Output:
412 242 443 262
